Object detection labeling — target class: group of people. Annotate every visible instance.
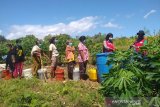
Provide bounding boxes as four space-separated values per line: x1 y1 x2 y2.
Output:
102 30 147 53
5 30 147 80
31 36 89 80
6 40 25 78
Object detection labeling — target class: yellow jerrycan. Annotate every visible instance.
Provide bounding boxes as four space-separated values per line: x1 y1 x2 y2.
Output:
87 68 97 81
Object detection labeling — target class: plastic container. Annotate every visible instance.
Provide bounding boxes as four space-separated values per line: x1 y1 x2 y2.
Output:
73 67 80 81
87 68 97 81
23 68 32 79
55 68 64 81
96 53 112 82
2 70 11 80
0 64 6 79
37 68 47 80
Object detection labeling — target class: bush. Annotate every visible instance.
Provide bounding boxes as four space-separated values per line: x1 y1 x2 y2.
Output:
99 35 160 106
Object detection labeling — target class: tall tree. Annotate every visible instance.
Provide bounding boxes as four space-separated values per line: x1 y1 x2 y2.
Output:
0 35 6 42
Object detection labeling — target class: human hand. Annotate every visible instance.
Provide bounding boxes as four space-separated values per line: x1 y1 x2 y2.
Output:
49 60 52 64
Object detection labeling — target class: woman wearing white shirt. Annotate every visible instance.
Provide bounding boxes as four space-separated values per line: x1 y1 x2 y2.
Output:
31 40 41 77
49 37 59 80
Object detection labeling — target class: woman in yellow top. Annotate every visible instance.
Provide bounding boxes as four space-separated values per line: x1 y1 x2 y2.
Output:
65 40 75 80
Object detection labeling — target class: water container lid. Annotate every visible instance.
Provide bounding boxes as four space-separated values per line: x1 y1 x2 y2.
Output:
96 53 107 56
74 68 79 72
23 69 32 72
37 69 45 73
96 52 113 56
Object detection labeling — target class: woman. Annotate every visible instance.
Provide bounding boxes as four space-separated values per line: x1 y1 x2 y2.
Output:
6 44 15 78
78 36 89 80
65 40 75 80
130 30 146 52
31 40 41 77
103 33 115 53
49 37 59 80
13 39 25 78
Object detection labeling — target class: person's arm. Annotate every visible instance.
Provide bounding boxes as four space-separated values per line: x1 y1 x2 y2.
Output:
11 54 15 64
71 46 75 54
49 51 52 59
80 50 85 62
78 43 85 62
65 46 69 58
6 59 8 70
72 46 75 51
103 41 107 49
49 44 53 62
130 41 135 49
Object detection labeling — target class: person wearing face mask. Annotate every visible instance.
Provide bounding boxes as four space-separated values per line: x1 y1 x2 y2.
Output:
78 36 89 80
65 40 75 80
130 30 147 52
49 37 59 80
31 40 42 77
103 33 115 53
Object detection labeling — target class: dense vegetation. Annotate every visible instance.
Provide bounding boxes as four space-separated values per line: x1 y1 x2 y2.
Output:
99 35 160 106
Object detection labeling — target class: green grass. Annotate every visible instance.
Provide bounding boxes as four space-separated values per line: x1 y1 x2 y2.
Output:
0 78 104 107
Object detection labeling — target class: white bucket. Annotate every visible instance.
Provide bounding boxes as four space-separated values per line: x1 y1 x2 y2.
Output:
0 64 5 79
73 67 80 81
23 68 32 79
37 68 47 80
0 64 5 71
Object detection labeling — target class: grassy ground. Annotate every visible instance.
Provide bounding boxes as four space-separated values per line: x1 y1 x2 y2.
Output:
0 77 104 107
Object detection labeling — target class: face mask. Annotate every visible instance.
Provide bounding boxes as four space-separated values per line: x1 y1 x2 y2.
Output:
109 38 113 40
55 40 58 43
83 40 86 43
69 42 72 46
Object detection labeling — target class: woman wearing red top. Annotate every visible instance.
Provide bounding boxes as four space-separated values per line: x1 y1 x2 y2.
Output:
130 30 146 52
103 33 115 53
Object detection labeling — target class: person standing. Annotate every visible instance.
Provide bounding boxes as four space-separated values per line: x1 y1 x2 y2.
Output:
49 37 59 80
65 40 75 80
31 40 41 77
6 44 15 78
103 33 115 53
130 30 146 52
78 36 89 80
13 39 25 78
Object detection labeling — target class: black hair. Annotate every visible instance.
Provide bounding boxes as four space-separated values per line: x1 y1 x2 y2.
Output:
66 41 69 45
35 40 39 45
7 43 13 48
136 35 144 43
105 33 113 41
49 37 56 44
79 36 86 42
136 30 145 43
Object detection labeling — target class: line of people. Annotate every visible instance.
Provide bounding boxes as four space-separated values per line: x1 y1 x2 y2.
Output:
31 36 89 80
5 30 147 80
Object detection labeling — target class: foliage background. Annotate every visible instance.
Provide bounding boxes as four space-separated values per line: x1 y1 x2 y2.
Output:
0 33 158 66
